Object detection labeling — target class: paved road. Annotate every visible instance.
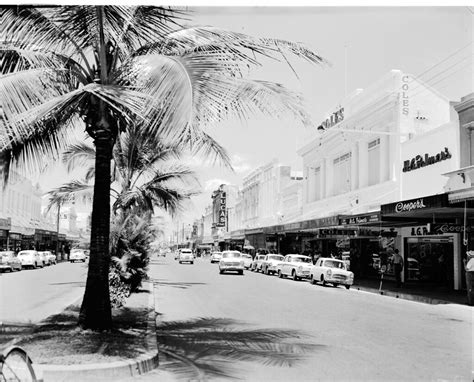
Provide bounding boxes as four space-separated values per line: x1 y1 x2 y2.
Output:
0 262 87 325
137 256 472 382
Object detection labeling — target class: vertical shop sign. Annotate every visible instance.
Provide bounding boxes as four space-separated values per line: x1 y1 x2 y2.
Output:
217 191 226 227
402 75 409 115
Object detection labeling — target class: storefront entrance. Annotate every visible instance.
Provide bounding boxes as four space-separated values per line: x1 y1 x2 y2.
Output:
404 237 454 287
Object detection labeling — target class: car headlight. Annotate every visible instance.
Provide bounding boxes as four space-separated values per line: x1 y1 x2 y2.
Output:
326 269 332 276
349 272 354 279
298 266 303 271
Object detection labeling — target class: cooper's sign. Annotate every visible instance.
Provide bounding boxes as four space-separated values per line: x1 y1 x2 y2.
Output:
317 107 344 130
403 147 452 172
395 199 426 213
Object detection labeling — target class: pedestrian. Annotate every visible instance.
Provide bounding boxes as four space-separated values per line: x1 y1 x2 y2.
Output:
391 248 404 288
463 250 474 305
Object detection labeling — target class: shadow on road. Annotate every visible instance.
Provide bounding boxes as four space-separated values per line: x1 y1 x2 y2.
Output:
48 281 86 286
155 316 324 380
151 279 207 289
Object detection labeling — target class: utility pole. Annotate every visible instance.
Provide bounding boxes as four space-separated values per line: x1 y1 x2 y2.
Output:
55 202 61 261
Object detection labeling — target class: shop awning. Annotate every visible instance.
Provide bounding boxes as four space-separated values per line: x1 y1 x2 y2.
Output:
381 193 474 225
448 187 474 203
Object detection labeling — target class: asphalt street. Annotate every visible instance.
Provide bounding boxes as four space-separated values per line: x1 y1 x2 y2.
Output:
141 255 472 382
0 262 87 325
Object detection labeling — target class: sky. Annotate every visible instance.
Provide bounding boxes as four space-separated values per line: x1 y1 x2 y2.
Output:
32 6 473 227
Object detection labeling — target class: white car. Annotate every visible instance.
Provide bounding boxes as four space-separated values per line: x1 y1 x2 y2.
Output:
261 254 285 275
18 250 43 269
44 251 57 265
70 249 87 263
178 249 194 264
219 251 244 275
210 252 222 263
241 254 253 269
310 257 354 289
251 254 267 272
277 254 312 281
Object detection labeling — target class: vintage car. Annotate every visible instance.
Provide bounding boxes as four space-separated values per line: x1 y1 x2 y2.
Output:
261 254 285 275
310 257 354 289
18 250 43 269
277 254 313 280
241 253 253 269
250 254 267 272
210 252 223 263
219 251 244 275
70 249 87 263
0 251 22 272
178 248 194 264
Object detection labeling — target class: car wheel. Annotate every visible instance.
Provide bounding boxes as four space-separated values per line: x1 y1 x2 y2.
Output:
310 274 316 285
292 270 299 281
82 259 86 262
191 262 194 264
34 262 37 269
278 270 283 278
238 270 243 275
345 285 351 290
219 269 224 274
321 275 327 286
264 267 269 275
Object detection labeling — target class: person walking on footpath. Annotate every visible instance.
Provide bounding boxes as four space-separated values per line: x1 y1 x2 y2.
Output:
464 250 474 305
391 248 404 288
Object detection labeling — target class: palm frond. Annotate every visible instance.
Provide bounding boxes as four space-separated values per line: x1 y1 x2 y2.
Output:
46 180 93 210
61 141 95 173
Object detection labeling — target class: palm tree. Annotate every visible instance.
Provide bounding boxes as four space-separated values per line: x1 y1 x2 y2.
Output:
0 6 326 329
46 127 199 217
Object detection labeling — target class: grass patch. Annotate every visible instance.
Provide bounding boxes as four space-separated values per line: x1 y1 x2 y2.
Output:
15 303 151 365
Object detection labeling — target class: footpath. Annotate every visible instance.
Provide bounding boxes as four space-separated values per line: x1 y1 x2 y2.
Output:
353 277 469 306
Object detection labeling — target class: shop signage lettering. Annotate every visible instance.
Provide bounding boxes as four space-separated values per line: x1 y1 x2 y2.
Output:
340 214 379 225
395 199 426 213
216 191 226 227
401 75 409 116
317 107 344 130
410 226 430 236
403 147 452 172
433 224 473 234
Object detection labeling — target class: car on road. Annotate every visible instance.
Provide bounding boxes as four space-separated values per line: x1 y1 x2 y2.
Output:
43 251 57 265
251 254 267 272
18 250 43 269
219 251 244 275
310 257 354 289
70 249 87 263
261 254 285 275
0 251 22 272
210 251 223 263
38 251 50 266
241 253 253 269
178 248 194 264
277 254 312 281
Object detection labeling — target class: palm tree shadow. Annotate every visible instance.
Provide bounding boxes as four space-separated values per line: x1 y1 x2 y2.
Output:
155 316 325 380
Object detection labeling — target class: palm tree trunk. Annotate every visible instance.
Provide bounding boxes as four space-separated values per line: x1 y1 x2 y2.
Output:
78 123 114 330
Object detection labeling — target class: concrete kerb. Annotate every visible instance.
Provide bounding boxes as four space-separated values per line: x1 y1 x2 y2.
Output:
34 281 159 382
354 285 467 306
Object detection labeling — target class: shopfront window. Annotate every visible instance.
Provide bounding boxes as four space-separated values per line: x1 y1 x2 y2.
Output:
405 237 453 286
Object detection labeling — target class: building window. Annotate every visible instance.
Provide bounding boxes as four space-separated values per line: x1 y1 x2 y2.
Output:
368 138 380 186
333 152 351 195
307 166 321 202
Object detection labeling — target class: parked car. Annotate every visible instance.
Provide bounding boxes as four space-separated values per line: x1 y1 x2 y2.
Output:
251 254 267 272
0 251 22 272
18 250 43 269
241 254 253 269
38 251 54 266
178 248 194 264
44 251 57 265
219 251 244 275
310 257 354 289
277 254 312 280
210 252 223 263
70 249 87 263
261 254 285 275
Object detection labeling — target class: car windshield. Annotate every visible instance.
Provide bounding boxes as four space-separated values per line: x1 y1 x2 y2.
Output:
292 257 311 263
324 260 346 269
269 255 284 261
242 254 252 259
212 252 222 256
18 252 33 256
222 252 241 258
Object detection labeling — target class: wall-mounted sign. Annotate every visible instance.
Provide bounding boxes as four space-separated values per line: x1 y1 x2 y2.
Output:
401 75 410 116
339 213 380 225
317 107 344 130
381 193 449 216
217 191 226 227
395 199 426 213
0 218 11 231
402 147 452 172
